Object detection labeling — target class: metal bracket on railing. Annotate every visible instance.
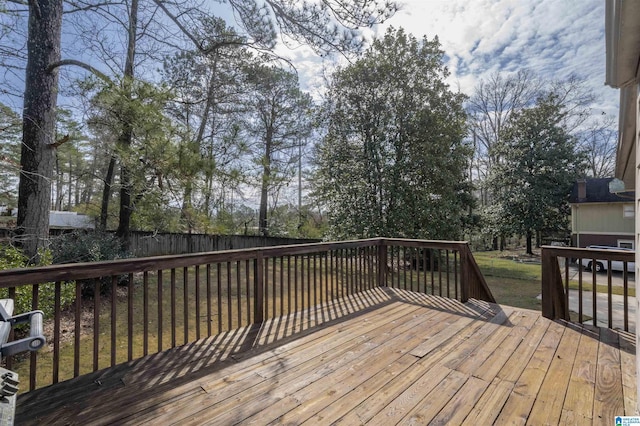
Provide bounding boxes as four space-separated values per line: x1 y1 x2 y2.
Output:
0 299 46 358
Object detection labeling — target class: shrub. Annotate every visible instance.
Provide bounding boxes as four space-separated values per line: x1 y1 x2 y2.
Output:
0 245 75 319
49 231 130 298
49 230 128 264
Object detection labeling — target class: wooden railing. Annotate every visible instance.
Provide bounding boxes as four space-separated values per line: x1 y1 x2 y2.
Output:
541 245 635 331
0 238 493 392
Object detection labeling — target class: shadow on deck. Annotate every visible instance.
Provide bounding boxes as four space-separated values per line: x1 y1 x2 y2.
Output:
17 287 636 425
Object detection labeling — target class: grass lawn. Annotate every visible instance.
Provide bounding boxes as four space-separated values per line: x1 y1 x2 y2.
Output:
472 250 542 311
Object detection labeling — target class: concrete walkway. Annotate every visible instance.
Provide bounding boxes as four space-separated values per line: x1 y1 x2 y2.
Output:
568 289 635 333
537 289 635 332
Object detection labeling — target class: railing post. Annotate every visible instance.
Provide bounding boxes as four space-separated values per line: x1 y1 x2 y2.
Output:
254 252 264 324
459 247 469 303
377 242 388 288
541 247 568 320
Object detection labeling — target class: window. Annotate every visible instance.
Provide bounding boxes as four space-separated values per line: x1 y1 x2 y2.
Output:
618 240 634 249
623 204 635 218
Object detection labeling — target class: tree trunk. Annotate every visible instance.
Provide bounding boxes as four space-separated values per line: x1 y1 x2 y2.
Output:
259 127 273 237
526 230 533 255
99 155 116 230
17 0 63 261
114 0 138 251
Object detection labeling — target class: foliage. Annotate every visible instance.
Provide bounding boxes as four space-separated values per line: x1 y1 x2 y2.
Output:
0 245 75 319
489 94 587 253
50 230 129 264
313 27 473 240
49 230 130 297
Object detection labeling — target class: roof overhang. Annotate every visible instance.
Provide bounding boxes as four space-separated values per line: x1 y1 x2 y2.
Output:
615 86 636 188
605 0 640 189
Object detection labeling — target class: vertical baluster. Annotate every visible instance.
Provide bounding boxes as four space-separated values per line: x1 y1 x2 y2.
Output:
183 267 189 344
93 279 100 372
111 276 117 366
591 259 597 327
237 261 242 327
607 264 613 329
454 251 459 300
272 257 277 319
245 260 251 325
217 263 222 333
287 256 292 314
409 248 414 292
624 263 629 331
280 257 284 317
128 273 134 361
578 258 583 322
227 261 232 329
438 250 443 296
195 265 201 340
313 254 318 307
157 270 163 352
53 281 61 384
294 255 299 314
207 264 212 336
430 249 435 295
446 250 450 298
73 283 80 377
171 269 176 348
564 257 570 317
143 272 149 356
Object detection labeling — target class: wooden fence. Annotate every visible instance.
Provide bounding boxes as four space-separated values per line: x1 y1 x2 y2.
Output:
0 228 320 257
0 238 493 392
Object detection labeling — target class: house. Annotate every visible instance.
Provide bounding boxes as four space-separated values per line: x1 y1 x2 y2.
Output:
605 0 640 414
569 177 635 248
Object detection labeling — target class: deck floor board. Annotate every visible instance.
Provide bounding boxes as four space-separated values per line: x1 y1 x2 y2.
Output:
16 287 636 425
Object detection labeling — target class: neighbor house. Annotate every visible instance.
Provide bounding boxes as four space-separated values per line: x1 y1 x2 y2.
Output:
569 177 635 248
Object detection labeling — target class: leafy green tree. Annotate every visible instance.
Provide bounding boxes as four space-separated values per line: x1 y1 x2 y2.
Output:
313 27 472 240
490 94 587 254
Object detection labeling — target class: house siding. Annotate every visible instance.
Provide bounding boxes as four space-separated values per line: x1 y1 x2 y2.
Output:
571 202 635 234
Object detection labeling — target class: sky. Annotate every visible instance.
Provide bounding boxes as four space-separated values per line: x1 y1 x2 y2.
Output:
280 0 618 118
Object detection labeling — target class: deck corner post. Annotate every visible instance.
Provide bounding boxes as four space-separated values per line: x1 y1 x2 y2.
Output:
460 252 469 303
254 252 264 324
541 247 567 320
377 241 388 288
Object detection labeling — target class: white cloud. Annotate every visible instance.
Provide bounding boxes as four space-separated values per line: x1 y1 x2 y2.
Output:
278 0 618 120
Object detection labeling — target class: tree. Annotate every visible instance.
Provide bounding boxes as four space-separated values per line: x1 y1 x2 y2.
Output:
580 114 617 178
17 0 63 260
313 27 472 240
489 94 586 254
467 70 542 207
12 0 398 255
244 64 313 236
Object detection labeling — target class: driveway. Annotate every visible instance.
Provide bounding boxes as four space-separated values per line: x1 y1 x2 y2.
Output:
564 264 635 289
566 289 635 333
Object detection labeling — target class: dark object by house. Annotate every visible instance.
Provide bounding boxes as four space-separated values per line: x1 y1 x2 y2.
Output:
569 177 632 204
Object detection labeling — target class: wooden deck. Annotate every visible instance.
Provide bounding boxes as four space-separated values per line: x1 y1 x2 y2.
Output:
17 287 636 425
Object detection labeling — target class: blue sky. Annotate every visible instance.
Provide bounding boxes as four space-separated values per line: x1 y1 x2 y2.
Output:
279 0 618 118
